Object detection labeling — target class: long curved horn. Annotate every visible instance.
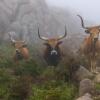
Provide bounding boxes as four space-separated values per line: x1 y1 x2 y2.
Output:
8 32 16 43
38 27 48 41
57 26 67 40
77 15 88 29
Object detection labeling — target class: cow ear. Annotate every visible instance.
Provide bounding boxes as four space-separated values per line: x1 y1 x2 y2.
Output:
57 41 63 45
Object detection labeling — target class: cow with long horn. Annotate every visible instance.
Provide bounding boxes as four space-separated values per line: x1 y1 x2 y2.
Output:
77 15 100 73
38 26 67 66
9 32 29 63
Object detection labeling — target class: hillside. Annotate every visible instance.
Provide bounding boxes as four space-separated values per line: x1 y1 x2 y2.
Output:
0 0 86 51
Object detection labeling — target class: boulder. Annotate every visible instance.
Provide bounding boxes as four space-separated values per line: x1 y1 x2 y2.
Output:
76 93 93 100
79 79 94 96
75 66 93 81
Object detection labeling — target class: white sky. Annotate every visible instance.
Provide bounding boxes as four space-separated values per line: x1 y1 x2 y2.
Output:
46 0 100 24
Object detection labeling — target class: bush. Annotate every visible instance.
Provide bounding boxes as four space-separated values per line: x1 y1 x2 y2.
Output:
9 76 32 100
0 44 78 100
14 59 41 77
0 68 15 99
29 83 77 100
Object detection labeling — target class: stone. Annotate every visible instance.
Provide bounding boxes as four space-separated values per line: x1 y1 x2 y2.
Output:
76 93 93 100
79 79 94 96
75 66 93 81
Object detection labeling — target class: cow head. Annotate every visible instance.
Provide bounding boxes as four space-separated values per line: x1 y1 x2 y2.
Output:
9 32 27 52
38 27 67 55
77 15 100 42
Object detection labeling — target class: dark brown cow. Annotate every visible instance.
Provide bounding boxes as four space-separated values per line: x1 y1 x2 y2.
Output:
9 32 29 63
38 27 67 66
78 15 100 73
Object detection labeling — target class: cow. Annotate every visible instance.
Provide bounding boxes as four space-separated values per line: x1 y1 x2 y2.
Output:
38 27 67 66
9 32 29 63
77 15 100 73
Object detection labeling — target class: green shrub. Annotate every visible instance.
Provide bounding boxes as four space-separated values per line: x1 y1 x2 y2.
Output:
14 59 41 77
29 83 77 100
95 83 100 91
0 68 15 99
0 44 78 100
9 76 32 100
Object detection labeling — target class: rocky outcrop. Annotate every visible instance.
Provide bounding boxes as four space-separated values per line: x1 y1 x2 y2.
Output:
76 93 93 100
75 65 100 100
79 79 94 96
75 66 93 82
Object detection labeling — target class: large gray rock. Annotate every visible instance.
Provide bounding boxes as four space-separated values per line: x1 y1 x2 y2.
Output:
75 66 93 81
79 79 94 96
76 93 93 100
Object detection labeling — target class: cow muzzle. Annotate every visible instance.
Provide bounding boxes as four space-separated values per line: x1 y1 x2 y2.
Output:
16 49 20 53
51 50 58 55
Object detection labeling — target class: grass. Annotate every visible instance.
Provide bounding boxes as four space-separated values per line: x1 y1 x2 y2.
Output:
29 83 77 100
0 43 78 100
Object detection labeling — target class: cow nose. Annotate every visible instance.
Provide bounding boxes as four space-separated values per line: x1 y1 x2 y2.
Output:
51 50 57 55
16 49 20 53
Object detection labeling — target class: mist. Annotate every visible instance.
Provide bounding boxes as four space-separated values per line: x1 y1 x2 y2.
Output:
46 0 100 24
0 0 99 50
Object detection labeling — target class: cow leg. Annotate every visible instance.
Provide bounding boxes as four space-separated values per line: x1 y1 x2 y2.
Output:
92 60 95 73
92 60 97 73
90 60 93 73
93 59 95 73
93 60 98 74
88 57 91 72
92 58 98 74
88 56 93 72
90 57 95 73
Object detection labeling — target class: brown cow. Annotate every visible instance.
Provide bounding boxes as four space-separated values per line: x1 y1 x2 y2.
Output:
9 32 29 63
38 26 67 66
77 15 100 73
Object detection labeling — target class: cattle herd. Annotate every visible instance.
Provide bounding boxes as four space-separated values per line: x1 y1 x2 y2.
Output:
8 15 100 74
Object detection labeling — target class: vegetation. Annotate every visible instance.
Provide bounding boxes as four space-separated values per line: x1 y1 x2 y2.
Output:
0 44 79 100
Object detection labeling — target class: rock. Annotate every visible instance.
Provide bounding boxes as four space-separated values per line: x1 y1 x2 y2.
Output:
79 79 94 96
94 95 100 100
75 66 93 81
94 74 100 83
76 93 93 100
96 67 100 73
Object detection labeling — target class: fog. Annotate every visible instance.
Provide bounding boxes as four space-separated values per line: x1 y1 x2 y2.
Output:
47 0 100 24
0 0 99 50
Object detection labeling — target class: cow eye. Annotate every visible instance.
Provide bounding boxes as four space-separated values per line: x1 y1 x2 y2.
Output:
85 30 90 34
